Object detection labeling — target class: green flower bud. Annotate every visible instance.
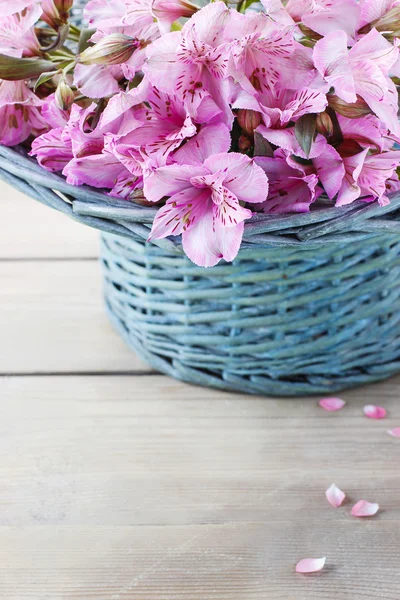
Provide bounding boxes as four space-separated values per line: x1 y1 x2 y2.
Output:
0 54 56 81
55 77 75 110
79 34 140 66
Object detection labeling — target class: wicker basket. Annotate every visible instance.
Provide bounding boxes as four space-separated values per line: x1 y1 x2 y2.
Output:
3 144 400 395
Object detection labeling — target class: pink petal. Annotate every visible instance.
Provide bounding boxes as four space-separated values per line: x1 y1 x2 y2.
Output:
351 500 379 518
313 30 357 104
363 405 387 420
173 123 231 166
319 397 346 412
203 152 269 204
325 484 346 508
388 428 400 438
295 557 326 574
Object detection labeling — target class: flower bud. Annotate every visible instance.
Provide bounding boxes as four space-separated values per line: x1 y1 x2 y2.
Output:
237 109 262 136
316 111 334 137
336 139 364 158
55 77 75 110
41 0 74 27
238 134 252 153
328 94 372 119
79 34 140 66
0 54 56 81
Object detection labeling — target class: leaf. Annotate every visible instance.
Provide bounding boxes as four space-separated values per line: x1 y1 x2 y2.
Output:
34 71 57 91
295 114 317 158
0 54 56 81
78 28 96 54
253 132 274 157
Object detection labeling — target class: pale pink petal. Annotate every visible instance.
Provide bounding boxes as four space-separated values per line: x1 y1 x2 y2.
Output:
319 397 346 412
295 557 326 574
62 152 127 188
173 123 231 166
148 188 209 240
364 405 387 420
349 28 399 76
0 0 38 17
203 152 269 205
325 484 346 508
182 209 245 267
144 163 205 202
280 88 328 126
313 145 345 201
388 428 400 438
303 0 360 42
73 63 122 99
359 0 394 28
313 31 357 104
351 500 379 518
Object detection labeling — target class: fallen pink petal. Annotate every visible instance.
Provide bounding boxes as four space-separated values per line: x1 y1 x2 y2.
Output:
363 405 387 419
319 397 346 412
295 557 326 574
388 428 400 438
326 483 346 508
351 500 379 518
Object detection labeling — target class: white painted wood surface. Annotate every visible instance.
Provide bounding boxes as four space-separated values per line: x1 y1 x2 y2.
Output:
1 180 400 599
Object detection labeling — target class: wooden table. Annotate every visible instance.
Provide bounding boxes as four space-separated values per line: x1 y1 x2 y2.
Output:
2 181 400 599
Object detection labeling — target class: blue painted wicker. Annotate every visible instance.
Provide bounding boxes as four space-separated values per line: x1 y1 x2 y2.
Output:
3 144 400 395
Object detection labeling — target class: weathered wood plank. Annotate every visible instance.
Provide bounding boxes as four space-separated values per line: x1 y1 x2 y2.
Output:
1 372 400 598
0 181 99 259
0 521 399 599
0 262 149 373
1 375 399 528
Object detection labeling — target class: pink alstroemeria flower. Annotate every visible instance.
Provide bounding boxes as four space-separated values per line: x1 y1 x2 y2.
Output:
226 11 315 96
0 80 45 146
314 28 400 134
233 86 328 130
0 4 42 57
41 93 71 129
145 2 233 125
145 153 268 267
336 149 400 206
286 0 360 42
255 153 323 214
30 127 73 172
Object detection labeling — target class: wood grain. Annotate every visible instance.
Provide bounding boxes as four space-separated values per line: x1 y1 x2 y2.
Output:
0 181 99 259
1 375 400 599
0 261 149 373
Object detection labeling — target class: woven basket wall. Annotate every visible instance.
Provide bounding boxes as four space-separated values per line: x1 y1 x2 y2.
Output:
3 146 400 395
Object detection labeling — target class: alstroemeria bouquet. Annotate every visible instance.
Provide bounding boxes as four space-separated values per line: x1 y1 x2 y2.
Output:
1 0 400 265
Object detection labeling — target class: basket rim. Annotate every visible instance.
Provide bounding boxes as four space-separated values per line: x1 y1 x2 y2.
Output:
2 143 400 252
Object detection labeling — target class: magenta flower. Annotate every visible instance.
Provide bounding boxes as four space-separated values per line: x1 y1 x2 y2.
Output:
314 28 400 134
255 154 322 214
336 149 400 206
145 153 268 266
41 93 71 129
233 86 328 130
145 2 233 125
30 127 73 172
0 80 45 146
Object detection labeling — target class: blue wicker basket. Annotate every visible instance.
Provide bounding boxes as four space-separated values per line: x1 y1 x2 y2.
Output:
3 144 400 395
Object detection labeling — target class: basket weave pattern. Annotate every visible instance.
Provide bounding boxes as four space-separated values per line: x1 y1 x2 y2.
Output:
3 145 400 395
